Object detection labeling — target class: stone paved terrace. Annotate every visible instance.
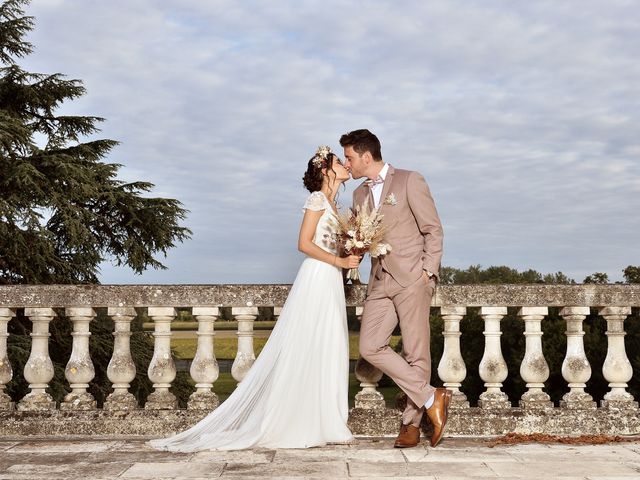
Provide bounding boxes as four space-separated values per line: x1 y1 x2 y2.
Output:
1 436 640 479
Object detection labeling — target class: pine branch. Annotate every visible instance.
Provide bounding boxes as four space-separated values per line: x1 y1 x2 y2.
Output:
0 1 33 63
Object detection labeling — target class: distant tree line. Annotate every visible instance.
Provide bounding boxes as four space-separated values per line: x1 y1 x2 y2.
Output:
439 264 640 285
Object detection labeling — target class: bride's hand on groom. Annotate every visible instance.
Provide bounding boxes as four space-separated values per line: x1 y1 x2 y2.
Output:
338 255 362 269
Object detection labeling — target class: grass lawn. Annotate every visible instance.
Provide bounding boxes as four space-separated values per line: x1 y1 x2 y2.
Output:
171 333 402 361
188 372 401 408
171 337 270 360
145 321 276 331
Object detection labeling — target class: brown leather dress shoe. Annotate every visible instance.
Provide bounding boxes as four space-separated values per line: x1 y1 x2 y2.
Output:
425 388 452 447
393 422 420 448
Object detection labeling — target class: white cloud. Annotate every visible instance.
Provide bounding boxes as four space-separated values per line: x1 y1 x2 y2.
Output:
16 0 640 284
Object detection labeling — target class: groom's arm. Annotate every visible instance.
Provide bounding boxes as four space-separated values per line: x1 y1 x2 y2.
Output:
406 171 444 281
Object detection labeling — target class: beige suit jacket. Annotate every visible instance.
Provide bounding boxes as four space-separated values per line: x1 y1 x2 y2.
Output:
353 165 443 295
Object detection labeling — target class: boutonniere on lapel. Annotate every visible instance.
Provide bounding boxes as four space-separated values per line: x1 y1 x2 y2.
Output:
383 193 397 206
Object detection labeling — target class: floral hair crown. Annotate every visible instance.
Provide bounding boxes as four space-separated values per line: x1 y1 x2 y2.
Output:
312 145 332 168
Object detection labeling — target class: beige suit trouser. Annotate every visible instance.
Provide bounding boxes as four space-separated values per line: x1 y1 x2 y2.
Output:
359 267 436 427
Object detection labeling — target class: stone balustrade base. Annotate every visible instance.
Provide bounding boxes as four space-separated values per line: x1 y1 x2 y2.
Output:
1 407 639 437
444 407 640 436
0 409 211 437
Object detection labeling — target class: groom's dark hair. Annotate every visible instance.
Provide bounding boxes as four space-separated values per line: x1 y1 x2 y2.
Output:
339 129 382 161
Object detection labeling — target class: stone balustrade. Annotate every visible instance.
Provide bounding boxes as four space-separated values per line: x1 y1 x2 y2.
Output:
0 284 639 437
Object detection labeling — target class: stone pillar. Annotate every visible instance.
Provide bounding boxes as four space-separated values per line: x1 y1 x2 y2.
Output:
478 306 510 409
599 306 637 409
560 306 596 409
104 307 138 410
61 307 97 410
437 306 468 408
354 357 385 410
231 307 258 383
145 307 178 409
354 306 385 410
0 308 15 411
18 308 56 411
518 306 553 409
273 307 283 321
188 307 220 410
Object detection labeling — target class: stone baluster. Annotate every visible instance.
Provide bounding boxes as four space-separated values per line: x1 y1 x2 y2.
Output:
0 308 15 410
599 306 637 409
18 308 56 411
61 307 97 410
437 306 468 408
231 307 258 383
188 307 220 410
560 306 596 409
354 306 385 410
478 306 510 409
145 307 178 409
518 307 552 409
104 307 138 410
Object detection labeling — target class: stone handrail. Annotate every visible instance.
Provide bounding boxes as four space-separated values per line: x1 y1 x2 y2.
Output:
0 284 639 437
1 283 639 307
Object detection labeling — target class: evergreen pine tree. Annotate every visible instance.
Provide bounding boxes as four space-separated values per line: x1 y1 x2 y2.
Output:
1 0 194 406
0 0 191 285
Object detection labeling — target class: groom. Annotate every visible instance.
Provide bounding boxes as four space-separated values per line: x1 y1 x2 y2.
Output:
341 129 449 448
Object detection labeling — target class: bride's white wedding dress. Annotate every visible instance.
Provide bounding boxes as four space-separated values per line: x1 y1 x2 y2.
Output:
147 191 354 451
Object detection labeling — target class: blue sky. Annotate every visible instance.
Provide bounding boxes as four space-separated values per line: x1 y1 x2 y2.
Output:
20 0 640 284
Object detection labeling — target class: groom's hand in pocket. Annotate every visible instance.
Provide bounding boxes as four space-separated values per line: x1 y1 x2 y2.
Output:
422 271 437 293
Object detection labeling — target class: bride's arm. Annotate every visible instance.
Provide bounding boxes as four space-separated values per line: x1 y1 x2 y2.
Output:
298 209 360 269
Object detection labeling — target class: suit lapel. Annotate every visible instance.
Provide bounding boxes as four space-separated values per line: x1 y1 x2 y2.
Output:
355 183 374 212
366 185 374 211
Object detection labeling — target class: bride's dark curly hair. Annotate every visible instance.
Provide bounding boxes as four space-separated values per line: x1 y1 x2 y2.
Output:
302 153 337 193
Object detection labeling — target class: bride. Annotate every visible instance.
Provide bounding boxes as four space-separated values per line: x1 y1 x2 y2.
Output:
148 146 360 451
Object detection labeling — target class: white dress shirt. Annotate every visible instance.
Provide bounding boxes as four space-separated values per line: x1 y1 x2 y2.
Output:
371 163 389 209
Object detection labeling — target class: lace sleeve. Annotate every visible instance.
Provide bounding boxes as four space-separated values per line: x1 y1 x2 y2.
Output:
302 191 327 212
